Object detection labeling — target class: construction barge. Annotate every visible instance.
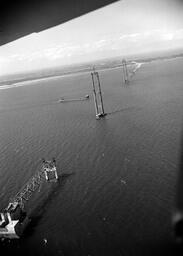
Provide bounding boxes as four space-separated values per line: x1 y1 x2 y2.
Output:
0 158 58 239
58 94 89 103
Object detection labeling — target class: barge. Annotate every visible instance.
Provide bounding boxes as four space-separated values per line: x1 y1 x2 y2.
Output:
58 94 89 103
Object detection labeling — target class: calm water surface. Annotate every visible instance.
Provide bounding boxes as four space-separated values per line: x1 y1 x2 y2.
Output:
0 58 183 255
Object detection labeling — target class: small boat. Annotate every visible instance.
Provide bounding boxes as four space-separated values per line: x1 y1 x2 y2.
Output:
58 97 65 102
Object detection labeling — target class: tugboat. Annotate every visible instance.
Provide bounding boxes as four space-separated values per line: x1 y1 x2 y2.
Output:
0 158 59 239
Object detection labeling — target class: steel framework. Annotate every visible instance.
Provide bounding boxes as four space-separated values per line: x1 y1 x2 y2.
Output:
5 159 58 210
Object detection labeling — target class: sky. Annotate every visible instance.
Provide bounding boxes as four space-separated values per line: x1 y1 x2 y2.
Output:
0 0 183 76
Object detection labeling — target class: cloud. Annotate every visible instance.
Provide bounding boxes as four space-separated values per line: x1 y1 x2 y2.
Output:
1 0 183 76
1 29 183 63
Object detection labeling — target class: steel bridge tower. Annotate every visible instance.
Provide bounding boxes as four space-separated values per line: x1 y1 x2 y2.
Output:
122 59 129 84
91 68 106 119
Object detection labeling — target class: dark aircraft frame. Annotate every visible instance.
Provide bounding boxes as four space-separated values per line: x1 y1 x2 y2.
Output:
0 0 117 46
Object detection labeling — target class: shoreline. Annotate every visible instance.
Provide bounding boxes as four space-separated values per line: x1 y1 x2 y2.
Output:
0 54 182 91
0 61 141 90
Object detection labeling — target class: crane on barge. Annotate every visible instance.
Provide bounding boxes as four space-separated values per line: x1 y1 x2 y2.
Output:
0 158 59 239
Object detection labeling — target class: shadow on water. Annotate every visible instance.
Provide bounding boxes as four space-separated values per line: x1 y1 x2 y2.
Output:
107 106 140 116
0 173 75 255
23 172 75 237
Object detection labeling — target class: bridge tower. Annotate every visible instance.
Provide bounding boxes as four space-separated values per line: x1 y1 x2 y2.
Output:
122 59 129 84
91 67 106 119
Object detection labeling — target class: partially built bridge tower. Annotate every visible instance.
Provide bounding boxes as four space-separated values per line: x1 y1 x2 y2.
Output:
91 67 106 119
6 158 58 210
122 59 129 84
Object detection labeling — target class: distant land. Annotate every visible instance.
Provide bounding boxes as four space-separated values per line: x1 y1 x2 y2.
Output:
0 47 183 86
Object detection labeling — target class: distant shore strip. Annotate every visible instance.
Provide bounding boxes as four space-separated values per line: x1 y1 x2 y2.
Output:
0 61 143 90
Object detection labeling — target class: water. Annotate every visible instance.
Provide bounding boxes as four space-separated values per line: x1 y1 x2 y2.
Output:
0 58 183 255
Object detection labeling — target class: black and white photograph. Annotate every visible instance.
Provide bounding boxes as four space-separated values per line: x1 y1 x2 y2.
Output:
0 0 183 255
